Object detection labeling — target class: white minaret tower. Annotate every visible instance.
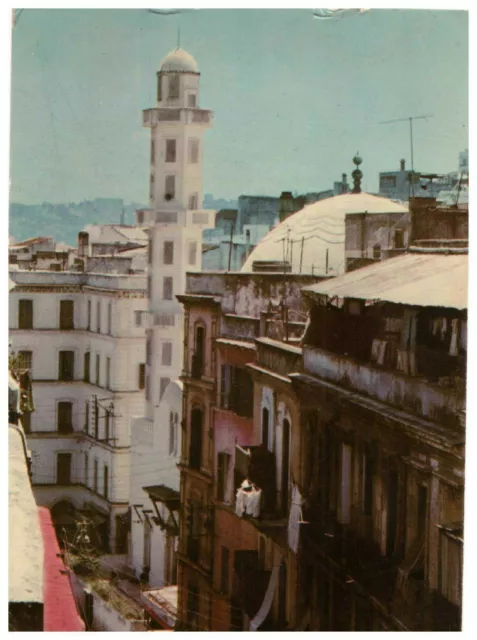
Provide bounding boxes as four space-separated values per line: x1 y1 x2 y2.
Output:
138 47 216 422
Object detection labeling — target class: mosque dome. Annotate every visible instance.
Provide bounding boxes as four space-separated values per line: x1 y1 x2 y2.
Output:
241 193 409 276
160 48 199 73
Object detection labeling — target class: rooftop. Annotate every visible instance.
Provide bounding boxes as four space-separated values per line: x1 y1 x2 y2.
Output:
9 424 44 604
302 251 468 310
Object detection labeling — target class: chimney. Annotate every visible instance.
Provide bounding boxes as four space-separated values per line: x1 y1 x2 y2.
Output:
400 159 406 172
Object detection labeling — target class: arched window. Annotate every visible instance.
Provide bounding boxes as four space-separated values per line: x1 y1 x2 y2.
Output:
192 325 205 378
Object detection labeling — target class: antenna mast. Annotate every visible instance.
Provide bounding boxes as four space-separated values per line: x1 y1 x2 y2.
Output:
380 115 433 197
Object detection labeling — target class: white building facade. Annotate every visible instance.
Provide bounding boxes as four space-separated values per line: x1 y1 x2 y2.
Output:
129 47 215 594
9 268 147 552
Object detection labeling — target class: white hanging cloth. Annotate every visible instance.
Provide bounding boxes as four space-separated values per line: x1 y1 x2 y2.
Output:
288 484 303 554
249 563 281 631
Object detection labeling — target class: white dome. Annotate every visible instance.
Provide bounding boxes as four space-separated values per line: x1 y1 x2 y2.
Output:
160 48 198 73
241 193 409 276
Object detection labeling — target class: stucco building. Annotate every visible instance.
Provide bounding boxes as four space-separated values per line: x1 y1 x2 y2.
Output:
9 261 147 553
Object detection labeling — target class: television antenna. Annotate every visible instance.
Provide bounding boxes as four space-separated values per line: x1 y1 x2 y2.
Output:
380 115 433 196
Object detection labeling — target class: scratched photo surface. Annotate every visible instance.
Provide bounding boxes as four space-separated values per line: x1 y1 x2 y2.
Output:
8 8 468 632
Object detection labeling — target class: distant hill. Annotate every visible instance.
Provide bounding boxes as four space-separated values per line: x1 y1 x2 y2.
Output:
9 199 146 245
10 195 238 245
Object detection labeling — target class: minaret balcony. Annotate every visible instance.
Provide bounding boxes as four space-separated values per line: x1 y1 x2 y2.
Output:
143 108 213 128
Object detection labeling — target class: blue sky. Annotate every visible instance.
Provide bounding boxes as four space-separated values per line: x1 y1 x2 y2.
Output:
9 8 468 204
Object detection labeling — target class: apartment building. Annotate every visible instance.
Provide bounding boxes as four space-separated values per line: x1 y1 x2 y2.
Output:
9 267 147 552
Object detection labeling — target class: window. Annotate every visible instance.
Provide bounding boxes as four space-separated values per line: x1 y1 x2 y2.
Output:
220 365 254 418
189 408 203 470
338 443 352 525
162 341 173 366
245 229 251 244
188 139 199 164
165 139 177 163
83 351 90 382
151 137 156 164
18 299 33 329
105 410 111 443
168 74 179 99
57 453 72 485
394 229 405 249
87 300 91 330
57 401 73 434
188 93 196 107
159 377 170 402
191 325 205 378
150 173 155 201
95 354 100 386
169 411 178 456
18 350 32 370
165 175 175 200
84 400 90 433
106 357 111 390
146 333 152 365
93 459 98 492
58 351 75 381
362 447 374 517
96 301 101 333
148 238 153 265
217 452 230 502
386 469 399 557
188 241 198 265
262 407 269 448
103 464 109 499
157 76 162 102
220 547 230 595
147 274 152 299
373 244 381 260
188 193 198 210
163 276 173 300
138 363 146 389
107 303 112 335
163 241 174 265
135 310 143 327
84 452 89 486
59 300 74 330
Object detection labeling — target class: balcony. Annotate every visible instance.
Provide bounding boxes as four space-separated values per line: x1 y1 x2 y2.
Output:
303 345 465 427
255 337 302 378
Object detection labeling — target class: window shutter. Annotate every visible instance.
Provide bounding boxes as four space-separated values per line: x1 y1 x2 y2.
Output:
18 299 33 329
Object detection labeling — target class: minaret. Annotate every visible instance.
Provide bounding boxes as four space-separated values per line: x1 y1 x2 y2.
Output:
140 47 215 421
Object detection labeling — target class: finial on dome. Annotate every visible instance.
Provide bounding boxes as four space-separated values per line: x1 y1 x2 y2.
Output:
352 152 363 194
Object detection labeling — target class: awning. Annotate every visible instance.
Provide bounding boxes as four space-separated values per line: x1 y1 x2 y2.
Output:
143 485 180 511
302 252 468 310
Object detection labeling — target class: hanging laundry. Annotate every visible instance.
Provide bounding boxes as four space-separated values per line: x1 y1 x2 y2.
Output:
449 319 459 356
288 484 303 554
235 480 262 519
371 339 381 362
441 317 448 340
377 340 387 366
249 563 281 631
